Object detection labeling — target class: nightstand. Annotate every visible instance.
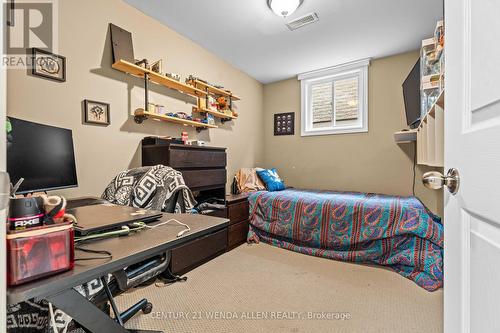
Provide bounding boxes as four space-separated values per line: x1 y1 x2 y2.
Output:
226 193 250 251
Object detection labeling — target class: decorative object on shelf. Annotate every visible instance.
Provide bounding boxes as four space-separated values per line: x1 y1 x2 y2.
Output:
147 103 157 113
31 48 66 82
149 59 162 74
156 105 166 115
83 99 110 126
216 96 229 110
177 112 188 120
165 72 181 82
186 75 205 85
207 113 215 126
207 96 218 111
274 112 295 136
110 23 135 63
181 131 188 144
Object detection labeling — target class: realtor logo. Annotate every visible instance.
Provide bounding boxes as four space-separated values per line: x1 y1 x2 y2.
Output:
3 0 58 68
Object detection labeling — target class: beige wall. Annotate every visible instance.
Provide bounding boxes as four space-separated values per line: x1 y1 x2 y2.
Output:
7 0 264 197
263 51 443 215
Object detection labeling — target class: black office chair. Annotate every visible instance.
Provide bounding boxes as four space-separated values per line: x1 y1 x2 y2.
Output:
91 188 187 332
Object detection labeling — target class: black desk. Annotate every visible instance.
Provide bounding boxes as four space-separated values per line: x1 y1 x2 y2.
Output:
7 213 229 333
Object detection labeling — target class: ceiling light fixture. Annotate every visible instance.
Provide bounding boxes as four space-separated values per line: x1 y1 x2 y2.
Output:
267 0 303 18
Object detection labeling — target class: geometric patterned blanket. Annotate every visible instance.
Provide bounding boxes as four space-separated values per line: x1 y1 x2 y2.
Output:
247 189 443 291
102 164 196 212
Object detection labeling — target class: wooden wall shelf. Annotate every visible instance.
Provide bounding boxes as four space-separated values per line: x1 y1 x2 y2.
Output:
134 109 218 130
187 79 241 101
112 58 240 131
394 130 417 143
193 107 238 120
394 90 444 167
416 90 444 167
112 60 207 98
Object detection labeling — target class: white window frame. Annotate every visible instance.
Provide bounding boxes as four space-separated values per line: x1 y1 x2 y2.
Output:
298 58 370 136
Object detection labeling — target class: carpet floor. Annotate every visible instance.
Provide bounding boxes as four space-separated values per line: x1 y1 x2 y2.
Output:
116 243 443 333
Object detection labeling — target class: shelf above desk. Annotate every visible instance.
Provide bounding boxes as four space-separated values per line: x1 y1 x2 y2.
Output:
112 60 207 98
134 109 218 129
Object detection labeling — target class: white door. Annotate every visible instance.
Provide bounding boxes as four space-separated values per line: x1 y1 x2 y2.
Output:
444 0 500 332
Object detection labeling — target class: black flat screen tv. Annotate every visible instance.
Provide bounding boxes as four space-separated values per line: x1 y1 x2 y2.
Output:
7 117 78 194
402 59 421 128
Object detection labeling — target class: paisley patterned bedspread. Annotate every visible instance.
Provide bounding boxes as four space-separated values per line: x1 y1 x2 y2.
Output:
247 189 443 291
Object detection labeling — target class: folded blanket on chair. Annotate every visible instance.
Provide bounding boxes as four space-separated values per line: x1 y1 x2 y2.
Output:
102 164 196 212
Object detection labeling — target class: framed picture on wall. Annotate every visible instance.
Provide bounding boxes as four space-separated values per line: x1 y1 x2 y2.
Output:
274 112 295 136
31 48 66 82
83 99 110 126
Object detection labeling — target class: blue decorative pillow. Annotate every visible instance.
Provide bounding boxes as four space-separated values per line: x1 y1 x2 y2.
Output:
256 168 285 192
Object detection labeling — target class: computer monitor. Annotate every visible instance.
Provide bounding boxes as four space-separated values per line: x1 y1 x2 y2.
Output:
7 117 78 194
402 59 421 129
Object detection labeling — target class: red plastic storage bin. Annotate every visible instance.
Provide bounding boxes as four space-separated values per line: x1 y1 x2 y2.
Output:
7 223 75 286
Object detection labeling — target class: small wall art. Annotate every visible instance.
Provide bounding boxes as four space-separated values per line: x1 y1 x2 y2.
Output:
83 99 110 126
31 48 66 82
274 112 295 136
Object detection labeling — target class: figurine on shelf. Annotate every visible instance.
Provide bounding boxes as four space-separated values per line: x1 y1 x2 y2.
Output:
177 112 188 120
165 72 181 82
207 113 215 126
216 96 228 110
208 96 218 111
149 60 162 74
156 105 166 115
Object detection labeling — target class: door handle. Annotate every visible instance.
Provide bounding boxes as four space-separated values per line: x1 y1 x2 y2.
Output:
422 168 460 195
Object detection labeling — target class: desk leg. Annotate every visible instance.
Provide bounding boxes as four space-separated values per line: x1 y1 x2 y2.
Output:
46 288 129 333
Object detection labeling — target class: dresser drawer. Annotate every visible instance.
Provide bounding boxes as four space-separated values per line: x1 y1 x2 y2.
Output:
228 200 249 224
170 228 228 274
228 220 249 250
169 148 226 169
181 169 226 189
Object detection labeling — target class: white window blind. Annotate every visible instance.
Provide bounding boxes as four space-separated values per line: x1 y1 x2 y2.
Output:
299 59 369 136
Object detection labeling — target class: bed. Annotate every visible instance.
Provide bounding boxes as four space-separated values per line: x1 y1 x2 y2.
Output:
247 189 443 291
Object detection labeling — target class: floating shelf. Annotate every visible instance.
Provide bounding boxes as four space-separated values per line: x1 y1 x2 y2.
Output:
394 129 417 143
112 60 207 98
193 107 238 120
134 109 218 129
187 79 241 101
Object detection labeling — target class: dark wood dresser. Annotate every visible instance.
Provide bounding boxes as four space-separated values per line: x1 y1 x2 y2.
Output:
226 194 250 250
141 138 250 274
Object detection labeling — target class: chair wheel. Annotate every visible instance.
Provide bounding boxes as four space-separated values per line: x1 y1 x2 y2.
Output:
142 302 153 314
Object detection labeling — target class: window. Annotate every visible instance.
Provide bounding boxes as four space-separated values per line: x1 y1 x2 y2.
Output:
299 59 370 136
